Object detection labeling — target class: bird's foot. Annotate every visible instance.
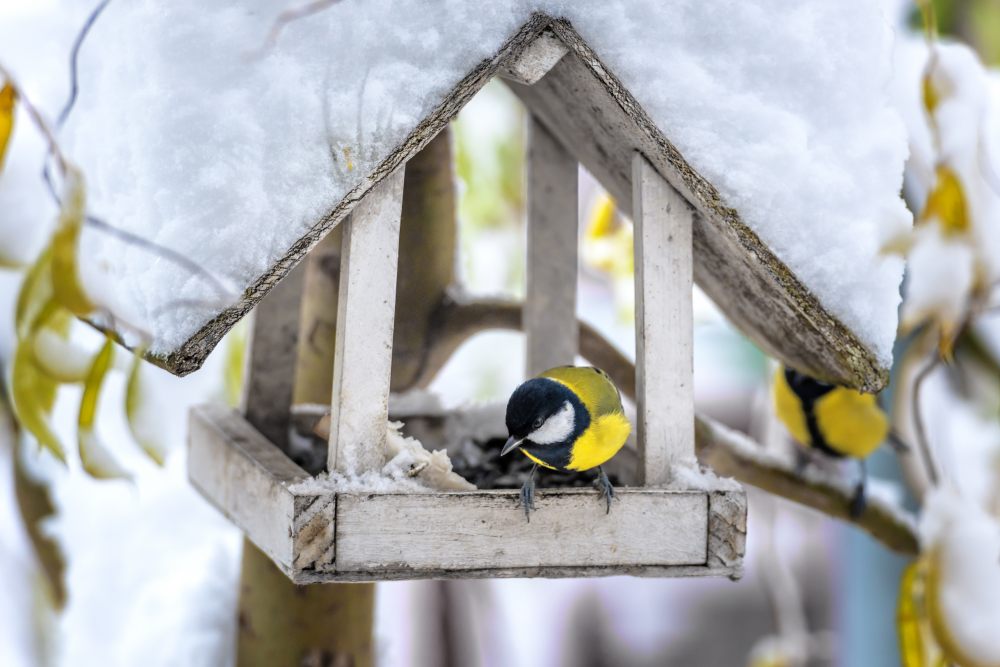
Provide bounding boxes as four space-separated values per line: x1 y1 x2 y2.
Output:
793 447 812 477
849 459 868 519
517 464 538 522
849 482 867 519
595 466 615 515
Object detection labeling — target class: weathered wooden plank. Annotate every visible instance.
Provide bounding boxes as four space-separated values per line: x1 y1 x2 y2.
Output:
706 491 747 575
499 28 569 85
525 116 579 376
329 167 405 475
632 153 695 485
187 404 309 572
293 562 740 584
243 261 305 451
333 490 707 573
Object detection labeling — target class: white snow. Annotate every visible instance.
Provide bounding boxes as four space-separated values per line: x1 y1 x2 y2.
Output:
290 420 475 494
668 459 741 493
920 488 1000 667
34 0 909 362
892 38 1000 337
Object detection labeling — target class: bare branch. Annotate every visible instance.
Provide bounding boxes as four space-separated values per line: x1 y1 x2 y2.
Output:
85 215 235 300
57 0 112 128
911 353 942 487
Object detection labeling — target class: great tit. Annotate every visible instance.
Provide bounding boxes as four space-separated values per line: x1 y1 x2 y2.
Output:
502 365 631 519
772 365 890 517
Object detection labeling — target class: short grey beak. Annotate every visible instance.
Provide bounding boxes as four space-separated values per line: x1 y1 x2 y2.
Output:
501 436 521 456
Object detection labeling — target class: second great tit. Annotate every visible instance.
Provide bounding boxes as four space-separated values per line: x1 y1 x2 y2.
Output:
772 365 890 517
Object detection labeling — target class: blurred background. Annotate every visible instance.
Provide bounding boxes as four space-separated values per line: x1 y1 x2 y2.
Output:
2 1 1000 666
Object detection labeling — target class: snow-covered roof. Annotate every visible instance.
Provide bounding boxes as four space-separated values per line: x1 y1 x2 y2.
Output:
66 1 909 391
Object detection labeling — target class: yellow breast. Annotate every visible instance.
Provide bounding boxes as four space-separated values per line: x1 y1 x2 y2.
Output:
567 411 631 471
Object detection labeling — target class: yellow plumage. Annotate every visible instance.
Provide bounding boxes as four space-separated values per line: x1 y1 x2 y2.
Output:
772 369 811 444
772 366 888 459
541 366 630 471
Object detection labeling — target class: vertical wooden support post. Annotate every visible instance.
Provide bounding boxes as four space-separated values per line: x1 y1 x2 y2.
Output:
525 115 579 376
632 153 695 485
243 262 306 451
328 167 405 474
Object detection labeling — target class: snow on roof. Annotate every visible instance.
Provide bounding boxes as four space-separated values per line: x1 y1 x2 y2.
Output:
63 0 908 386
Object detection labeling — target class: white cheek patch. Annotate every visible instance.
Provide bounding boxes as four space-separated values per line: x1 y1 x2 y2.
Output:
528 401 575 445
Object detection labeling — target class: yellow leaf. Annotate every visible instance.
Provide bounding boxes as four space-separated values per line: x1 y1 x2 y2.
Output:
899 560 929 667
51 167 94 317
921 166 969 236
125 349 166 466
585 193 618 240
78 335 130 480
922 70 939 117
0 81 15 174
11 340 66 463
16 247 54 340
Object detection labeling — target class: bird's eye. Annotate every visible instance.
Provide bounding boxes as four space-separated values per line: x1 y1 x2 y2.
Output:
532 417 544 430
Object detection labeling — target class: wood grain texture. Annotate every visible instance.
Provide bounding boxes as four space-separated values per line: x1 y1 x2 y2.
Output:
333 490 707 573
188 404 309 572
329 167 405 475
632 153 695 485
499 28 569 85
525 116 579 376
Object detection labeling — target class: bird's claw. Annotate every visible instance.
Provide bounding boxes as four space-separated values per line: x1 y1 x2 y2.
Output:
596 467 615 515
517 464 538 522
849 482 867 519
849 458 868 519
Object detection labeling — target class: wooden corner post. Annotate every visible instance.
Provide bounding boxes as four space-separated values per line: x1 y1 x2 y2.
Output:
525 116 579 376
632 152 695 485
329 167 406 474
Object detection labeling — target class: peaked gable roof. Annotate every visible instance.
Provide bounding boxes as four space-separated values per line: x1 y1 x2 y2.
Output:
69 7 905 391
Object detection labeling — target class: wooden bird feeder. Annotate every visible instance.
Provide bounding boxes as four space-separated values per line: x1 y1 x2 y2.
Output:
178 16 888 583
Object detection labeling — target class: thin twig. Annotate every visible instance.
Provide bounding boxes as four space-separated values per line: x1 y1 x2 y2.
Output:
147 297 237 319
57 0 111 127
85 216 234 299
38 0 113 205
911 353 942 487
248 0 344 59
0 65 69 176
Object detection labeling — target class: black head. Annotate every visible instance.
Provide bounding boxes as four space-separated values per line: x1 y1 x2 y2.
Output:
784 367 835 402
504 378 589 445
